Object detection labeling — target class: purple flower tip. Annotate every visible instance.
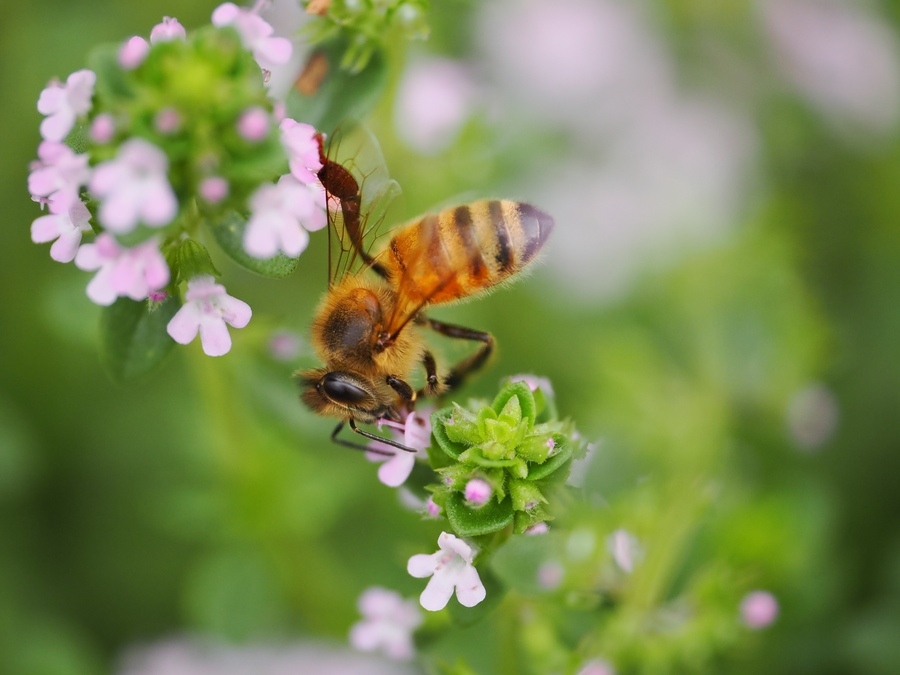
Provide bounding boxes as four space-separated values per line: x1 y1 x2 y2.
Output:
464 478 492 506
740 590 779 629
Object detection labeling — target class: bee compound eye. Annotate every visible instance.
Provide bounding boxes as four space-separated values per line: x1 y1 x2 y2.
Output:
321 373 370 405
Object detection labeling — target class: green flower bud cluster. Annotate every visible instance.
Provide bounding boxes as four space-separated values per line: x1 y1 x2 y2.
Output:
428 380 584 536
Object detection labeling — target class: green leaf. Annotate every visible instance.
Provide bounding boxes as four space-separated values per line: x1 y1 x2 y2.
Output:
173 238 221 283
284 40 389 134
431 408 470 460
206 211 299 278
99 296 180 383
526 442 573 481
491 381 536 423
445 492 514 537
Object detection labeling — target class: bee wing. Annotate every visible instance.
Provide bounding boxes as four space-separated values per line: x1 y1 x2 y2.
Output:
320 124 404 288
377 211 465 340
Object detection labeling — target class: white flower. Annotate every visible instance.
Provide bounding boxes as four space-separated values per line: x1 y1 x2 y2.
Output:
89 138 178 234
407 532 486 611
166 276 252 357
37 69 96 142
243 174 326 259
212 2 293 74
28 141 91 213
349 587 422 661
31 200 93 263
606 528 642 574
367 410 431 488
74 234 170 306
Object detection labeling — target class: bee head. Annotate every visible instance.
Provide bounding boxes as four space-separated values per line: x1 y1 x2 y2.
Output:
297 368 386 423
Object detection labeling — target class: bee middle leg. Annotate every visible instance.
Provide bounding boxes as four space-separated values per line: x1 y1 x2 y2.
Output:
425 318 495 392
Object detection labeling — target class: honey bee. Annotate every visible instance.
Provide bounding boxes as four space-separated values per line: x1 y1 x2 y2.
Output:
297 132 553 453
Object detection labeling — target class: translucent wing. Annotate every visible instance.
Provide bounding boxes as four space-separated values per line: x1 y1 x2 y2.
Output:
318 124 403 288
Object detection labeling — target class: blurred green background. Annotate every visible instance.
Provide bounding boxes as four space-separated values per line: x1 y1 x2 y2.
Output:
2 0 900 673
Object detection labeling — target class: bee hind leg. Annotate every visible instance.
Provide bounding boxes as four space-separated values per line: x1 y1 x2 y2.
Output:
426 318 495 392
416 351 442 399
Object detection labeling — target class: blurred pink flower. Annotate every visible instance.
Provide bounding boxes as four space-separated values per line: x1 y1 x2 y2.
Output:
199 176 229 204
90 113 116 143
537 561 564 590
607 528 642 574
37 69 96 142
31 200 93 263
244 174 326 259
367 410 431 488
577 659 616 675
89 138 178 233
760 0 900 134
787 382 839 450
407 532 486 611
150 17 186 44
280 118 322 183
740 590 779 629
119 36 150 70
349 587 422 661
212 2 292 74
75 234 170 306
464 478 492 507
28 141 90 213
166 276 251 357
395 58 476 154
238 106 271 142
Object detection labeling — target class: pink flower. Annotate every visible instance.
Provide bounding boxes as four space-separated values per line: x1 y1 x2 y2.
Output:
119 36 150 69
150 16 186 44
37 69 96 142
407 532 486 611
243 174 326 259
238 106 271 141
740 590 779 629
199 176 229 203
524 522 549 535
349 587 422 661
464 478 492 506
166 276 252 357
89 138 178 233
509 373 555 396
74 234 170 306
367 410 431 487
31 200 93 263
211 2 292 74
280 119 323 183
28 141 91 213
90 113 115 143
577 659 616 675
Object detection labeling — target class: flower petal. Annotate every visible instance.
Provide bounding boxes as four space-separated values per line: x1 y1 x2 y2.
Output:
406 553 438 579
166 305 201 345
377 452 416 488
198 316 232 356
453 564 486 608
419 573 455 612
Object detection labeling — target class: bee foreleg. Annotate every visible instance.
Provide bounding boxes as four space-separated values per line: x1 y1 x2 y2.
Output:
349 418 417 453
330 421 391 455
426 318 495 392
386 375 416 402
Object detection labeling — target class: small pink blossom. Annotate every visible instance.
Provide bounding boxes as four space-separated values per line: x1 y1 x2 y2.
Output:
199 176 229 203
166 275 252 357
367 410 431 487
243 174 326 259
150 16 187 44
509 373 555 396
154 108 182 134
238 106 271 141
211 2 293 74
28 141 91 213
740 590 779 629
74 234 170 306
119 36 150 69
31 200 93 263
90 113 115 143
407 532 486 611
349 587 422 661
577 659 616 675
268 329 301 361
525 522 550 535
426 496 442 518
464 478 492 506
280 119 323 183
89 138 178 233
37 69 96 142
537 561 564 589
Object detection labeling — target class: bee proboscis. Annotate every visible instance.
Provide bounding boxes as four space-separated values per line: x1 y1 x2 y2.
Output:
298 133 554 454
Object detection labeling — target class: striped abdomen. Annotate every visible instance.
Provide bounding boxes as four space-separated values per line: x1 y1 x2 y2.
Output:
379 199 553 306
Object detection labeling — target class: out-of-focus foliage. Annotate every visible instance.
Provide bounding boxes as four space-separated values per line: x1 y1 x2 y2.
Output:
2 1 900 674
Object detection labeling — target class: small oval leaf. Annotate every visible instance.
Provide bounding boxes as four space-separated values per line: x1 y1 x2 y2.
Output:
445 492 514 538
100 296 180 383
207 211 299 278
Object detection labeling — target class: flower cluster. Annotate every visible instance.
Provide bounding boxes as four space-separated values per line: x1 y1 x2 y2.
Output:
428 377 582 535
28 6 327 359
